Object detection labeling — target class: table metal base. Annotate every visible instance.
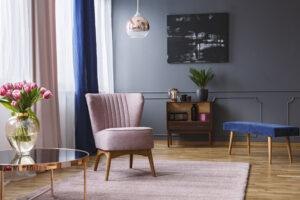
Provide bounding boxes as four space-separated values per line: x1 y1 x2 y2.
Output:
1 161 87 200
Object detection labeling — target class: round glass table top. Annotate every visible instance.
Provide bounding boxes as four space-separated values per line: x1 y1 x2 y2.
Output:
0 148 89 171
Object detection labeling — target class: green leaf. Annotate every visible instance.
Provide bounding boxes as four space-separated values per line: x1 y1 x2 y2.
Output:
189 67 215 89
0 99 20 113
26 108 40 128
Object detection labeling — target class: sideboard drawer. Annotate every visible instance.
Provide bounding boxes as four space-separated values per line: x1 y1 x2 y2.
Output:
168 122 210 132
168 125 210 132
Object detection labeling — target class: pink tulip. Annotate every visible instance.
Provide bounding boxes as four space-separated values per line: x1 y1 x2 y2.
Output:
43 90 52 99
14 82 23 90
23 80 27 84
30 82 37 90
6 90 12 98
3 83 12 90
11 101 18 107
12 90 21 100
24 85 31 93
40 87 47 94
0 87 6 96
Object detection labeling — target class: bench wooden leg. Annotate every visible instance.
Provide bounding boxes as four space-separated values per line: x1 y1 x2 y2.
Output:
268 136 272 164
228 131 234 155
286 136 292 163
247 133 250 155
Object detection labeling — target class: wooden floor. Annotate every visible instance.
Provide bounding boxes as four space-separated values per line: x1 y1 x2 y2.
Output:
5 140 300 199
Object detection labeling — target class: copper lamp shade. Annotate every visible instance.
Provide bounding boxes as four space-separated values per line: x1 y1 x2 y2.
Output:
126 0 149 38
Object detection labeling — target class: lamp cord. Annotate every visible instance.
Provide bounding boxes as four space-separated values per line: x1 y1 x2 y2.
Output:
136 0 140 15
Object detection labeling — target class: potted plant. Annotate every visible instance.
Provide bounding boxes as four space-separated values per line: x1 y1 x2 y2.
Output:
189 67 214 102
0 81 52 155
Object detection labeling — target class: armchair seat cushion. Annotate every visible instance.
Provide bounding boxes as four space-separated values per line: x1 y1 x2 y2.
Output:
94 127 154 151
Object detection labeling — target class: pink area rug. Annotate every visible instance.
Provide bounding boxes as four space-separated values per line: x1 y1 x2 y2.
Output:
18 159 249 200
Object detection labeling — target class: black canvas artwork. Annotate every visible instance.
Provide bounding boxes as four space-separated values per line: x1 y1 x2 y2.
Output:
167 13 229 63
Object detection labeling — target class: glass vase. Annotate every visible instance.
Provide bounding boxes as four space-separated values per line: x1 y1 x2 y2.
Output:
5 113 39 156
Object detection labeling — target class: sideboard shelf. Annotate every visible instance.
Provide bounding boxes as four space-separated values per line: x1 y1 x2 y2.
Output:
166 101 213 147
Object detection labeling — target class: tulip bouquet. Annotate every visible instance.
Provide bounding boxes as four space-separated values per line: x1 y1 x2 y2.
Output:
0 81 52 144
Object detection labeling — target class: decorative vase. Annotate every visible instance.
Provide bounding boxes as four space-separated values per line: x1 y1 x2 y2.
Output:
191 104 198 121
196 89 208 102
5 113 39 156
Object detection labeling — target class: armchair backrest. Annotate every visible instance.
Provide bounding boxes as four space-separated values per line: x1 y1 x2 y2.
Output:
86 93 144 134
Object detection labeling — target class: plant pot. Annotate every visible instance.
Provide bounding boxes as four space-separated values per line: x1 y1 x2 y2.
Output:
196 89 208 102
5 113 39 156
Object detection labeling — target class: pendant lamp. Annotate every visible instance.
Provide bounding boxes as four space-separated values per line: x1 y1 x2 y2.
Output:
126 0 149 38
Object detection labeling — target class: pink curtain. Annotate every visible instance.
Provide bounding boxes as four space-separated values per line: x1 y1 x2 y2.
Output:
32 0 62 148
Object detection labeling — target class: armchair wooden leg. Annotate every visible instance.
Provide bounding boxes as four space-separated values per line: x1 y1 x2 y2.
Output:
94 149 101 171
247 133 250 156
129 154 133 168
286 136 292 163
268 137 272 164
105 152 112 181
228 131 234 155
147 150 156 177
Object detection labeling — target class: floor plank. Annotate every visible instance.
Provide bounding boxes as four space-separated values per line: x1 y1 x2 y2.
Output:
4 140 300 199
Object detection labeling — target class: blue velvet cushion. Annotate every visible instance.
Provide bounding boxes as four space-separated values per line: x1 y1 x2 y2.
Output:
223 121 299 137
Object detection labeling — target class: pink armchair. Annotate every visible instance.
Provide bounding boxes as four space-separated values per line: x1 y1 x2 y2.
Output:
86 93 156 181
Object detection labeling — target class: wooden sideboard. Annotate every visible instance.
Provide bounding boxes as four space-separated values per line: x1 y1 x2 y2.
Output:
166 102 212 147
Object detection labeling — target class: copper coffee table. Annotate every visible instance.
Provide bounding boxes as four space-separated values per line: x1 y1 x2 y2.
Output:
0 148 89 200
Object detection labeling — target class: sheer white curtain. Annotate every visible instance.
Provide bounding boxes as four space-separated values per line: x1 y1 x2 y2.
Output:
0 0 35 184
0 0 32 86
95 0 114 93
55 0 75 148
0 0 32 149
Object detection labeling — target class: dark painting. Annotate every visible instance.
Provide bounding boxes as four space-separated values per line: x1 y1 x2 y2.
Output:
167 13 229 63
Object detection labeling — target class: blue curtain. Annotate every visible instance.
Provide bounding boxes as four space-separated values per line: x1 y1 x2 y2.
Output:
73 0 98 154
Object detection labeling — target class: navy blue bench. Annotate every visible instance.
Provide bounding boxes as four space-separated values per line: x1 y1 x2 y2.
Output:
223 121 299 164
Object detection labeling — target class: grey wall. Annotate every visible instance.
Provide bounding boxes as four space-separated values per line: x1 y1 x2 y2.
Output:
112 0 300 142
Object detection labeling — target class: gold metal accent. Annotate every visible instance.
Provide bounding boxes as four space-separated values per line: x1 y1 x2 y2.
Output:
168 88 179 102
1 170 4 200
126 0 149 38
50 169 54 197
0 148 89 200
126 15 149 32
0 148 89 171
84 161 87 200
16 112 29 117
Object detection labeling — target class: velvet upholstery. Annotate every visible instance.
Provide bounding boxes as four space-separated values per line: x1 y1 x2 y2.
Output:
94 127 153 151
86 93 153 150
223 121 299 137
86 93 144 132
